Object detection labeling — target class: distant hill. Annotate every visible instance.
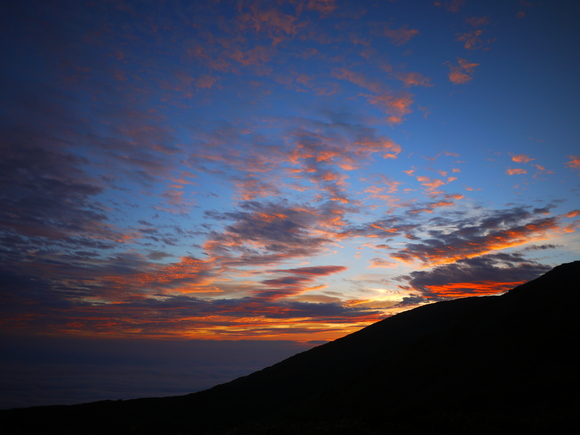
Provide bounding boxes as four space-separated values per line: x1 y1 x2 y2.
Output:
3 261 579 434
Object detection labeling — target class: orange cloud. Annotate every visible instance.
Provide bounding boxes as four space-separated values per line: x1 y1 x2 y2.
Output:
332 68 415 124
565 210 580 218
447 58 479 84
391 215 560 266
101 256 216 297
506 168 527 175
367 92 414 125
424 280 526 298
566 155 580 169
511 154 535 163
415 175 456 192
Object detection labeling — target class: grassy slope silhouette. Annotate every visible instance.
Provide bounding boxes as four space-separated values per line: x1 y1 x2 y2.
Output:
3 261 579 434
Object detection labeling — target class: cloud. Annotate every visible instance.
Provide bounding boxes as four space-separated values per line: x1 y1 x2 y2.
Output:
256 265 347 300
331 68 415 124
401 253 552 299
465 16 490 27
367 92 415 125
236 4 308 45
187 114 401 202
303 0 338 15
332 68 383 93
390 206 561 265
447 58 479 84
345 215 420 242
0 258 383 340
415 175 457 193
405 195 463 215
511 153 535 163
506 168 527 175
446 0 465 13
202 200 349 268
368 258 398 269
455 30 496 50
382 23 420 45
566 155 580 171
391 71 433 87
272 265 347 276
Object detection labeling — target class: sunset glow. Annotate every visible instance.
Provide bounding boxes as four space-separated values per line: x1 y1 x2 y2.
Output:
1 0 579 347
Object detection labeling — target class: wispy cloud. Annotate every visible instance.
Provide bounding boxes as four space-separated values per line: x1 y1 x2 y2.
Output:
390 206 562 265
381 23 420 45
506 168 527 175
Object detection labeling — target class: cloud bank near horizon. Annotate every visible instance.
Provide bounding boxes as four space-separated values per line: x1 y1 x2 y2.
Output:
1 0 579 343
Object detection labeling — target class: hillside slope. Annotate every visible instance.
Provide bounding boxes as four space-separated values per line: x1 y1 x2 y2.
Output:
3 261 579 434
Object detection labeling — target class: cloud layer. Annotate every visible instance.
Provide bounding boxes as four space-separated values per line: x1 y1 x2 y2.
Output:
1 0 578 345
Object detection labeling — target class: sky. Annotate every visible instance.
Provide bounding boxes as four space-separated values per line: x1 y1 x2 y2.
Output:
1 0 579 409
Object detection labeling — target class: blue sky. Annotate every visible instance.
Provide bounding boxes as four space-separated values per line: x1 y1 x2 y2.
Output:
1 0 579 408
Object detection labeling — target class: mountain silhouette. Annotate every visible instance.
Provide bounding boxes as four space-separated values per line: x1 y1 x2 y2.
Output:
3 261 579 434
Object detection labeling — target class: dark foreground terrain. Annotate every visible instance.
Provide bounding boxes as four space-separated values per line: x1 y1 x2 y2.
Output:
2 261 579 434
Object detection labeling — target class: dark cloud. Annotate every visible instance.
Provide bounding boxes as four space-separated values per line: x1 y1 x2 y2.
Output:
255 265 347 300
390 206 561 264
400 253 552 300
203 200 351 267
0 283 383 337
0 129 109 244
344 214 420 241
272 266 348 276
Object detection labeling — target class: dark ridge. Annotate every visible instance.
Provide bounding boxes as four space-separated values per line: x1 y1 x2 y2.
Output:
2 261 579 434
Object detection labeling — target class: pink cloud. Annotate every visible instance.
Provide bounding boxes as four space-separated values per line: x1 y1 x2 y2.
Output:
392 71 433 87
382 23 420 45
196 75 217 89
455 30 484 50
506 168 527 175
447 58 479 84
229 46 273 66
367 92 414 125
236 4 308 45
